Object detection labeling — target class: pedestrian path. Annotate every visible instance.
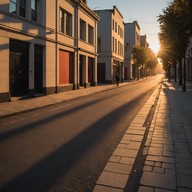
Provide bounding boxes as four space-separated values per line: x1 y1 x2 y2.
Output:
93 80 192 192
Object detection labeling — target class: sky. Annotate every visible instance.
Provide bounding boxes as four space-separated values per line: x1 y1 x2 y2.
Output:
87 0 170 53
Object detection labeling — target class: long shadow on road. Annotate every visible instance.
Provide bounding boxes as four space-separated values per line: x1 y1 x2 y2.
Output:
0 87 130 143
0 91 148 192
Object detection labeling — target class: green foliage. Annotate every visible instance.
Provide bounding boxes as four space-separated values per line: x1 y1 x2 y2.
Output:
158 0 191 66
131 46 158 70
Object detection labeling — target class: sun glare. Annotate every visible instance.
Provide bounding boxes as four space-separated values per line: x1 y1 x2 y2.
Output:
151 41 160 54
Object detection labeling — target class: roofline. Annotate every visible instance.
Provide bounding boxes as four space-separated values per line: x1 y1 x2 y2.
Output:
93 5 123 19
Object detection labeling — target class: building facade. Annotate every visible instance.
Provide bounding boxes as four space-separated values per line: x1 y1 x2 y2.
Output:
124 21 140 79
0 0 99 102
94 6 124 84
140 35 149 49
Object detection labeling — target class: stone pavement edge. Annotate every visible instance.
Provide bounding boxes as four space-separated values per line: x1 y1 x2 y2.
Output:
93 80 192 192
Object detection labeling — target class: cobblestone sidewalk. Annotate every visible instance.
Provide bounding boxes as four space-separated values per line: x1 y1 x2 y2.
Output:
93 80 192 192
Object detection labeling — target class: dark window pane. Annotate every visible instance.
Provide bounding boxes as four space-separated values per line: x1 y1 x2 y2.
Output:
31 9 37 21
19 7 26 17
20 0 26 6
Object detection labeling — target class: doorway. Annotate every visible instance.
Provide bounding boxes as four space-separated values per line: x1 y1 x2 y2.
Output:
9 39 29 96
34 45 43 94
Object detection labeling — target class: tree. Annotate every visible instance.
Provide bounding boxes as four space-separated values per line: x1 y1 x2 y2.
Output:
158 0 191 89
145 48 158 75
132 46 158 78
132 46 146 79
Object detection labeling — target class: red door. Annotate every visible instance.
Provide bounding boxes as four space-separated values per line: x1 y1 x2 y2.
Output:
59 50 73 84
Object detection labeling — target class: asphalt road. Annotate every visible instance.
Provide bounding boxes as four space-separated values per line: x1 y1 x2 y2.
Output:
0 75 163 192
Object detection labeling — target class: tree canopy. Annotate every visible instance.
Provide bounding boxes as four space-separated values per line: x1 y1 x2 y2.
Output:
158 0 192 64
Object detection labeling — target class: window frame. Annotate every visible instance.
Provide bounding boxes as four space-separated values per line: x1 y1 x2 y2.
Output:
59 8 73 37
31 0 37 22
88 24 94 45
19 0 26 18
80 19 86 41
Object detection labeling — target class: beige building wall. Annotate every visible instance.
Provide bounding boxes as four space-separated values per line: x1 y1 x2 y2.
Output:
0 0 99 102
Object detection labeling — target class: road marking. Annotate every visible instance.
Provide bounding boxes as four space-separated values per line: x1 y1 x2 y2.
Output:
49 104 70 112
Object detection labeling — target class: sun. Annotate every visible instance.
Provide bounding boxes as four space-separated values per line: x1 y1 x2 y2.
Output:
150 41 160 54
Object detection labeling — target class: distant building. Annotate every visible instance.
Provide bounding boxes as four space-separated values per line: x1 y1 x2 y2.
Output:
124 21 140 79
0 0 99 103
140 35 149 48
94 6 124 83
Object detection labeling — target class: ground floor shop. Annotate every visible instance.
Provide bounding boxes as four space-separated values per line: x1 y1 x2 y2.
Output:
97 57 124 84
0 36 97 103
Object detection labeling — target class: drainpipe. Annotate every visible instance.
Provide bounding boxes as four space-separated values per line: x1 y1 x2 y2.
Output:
75 4 79 89
55 0 58 93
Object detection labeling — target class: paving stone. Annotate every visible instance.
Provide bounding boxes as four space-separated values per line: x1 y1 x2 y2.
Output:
131 118 146 124
162 163 175 170
127 141 141 150
143 165 153 172
138 186 154 192
140 170 176 190
163 150 174 157
97 171 129 189
148 147 163 156
153 167 165 174
113 148 138 158
119 157 135 165
126 129 145 135
104 162 132 175
145 160 155 166
117 143 128 149
130 135 144 142
93 185 123 192
109 156 121 163
146 155 175 164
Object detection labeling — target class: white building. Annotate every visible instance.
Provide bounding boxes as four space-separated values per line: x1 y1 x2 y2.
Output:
124 21 140 79
0 0 99 102
94 6 124 83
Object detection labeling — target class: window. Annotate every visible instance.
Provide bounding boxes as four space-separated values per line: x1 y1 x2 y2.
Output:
112 37 114 52
88 25 94 44
60 9 64 33
9 0 17 14
80 19 86 41
115 39 117 53
115 22 117 33
31 0 37 22
60 8 72 36
66 12 72 36
19 0 26 17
